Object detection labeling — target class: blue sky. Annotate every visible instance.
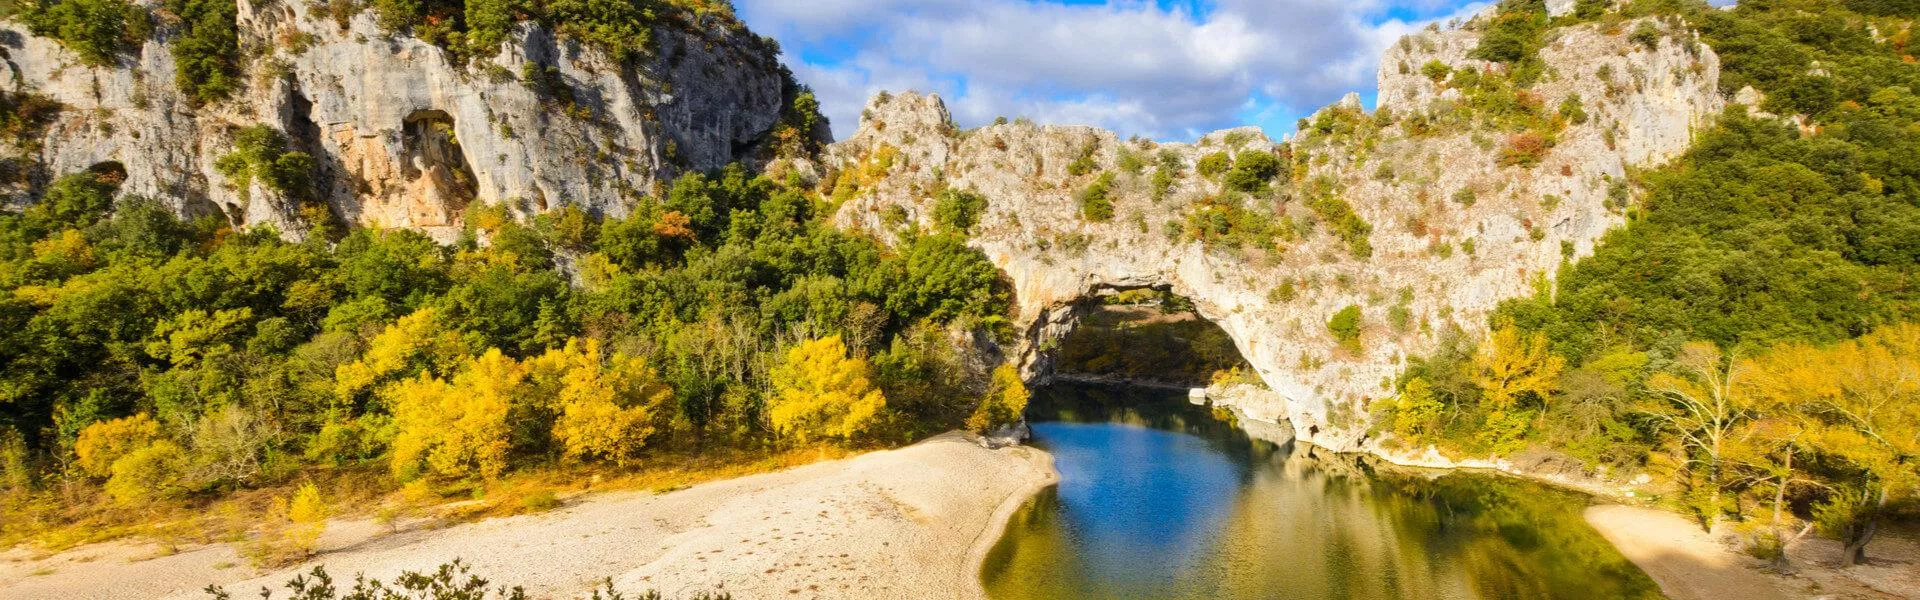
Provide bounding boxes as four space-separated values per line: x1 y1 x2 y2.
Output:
735 0 1493 141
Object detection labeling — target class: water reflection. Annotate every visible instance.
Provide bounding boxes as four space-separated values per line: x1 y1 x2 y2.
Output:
980 383 1662 600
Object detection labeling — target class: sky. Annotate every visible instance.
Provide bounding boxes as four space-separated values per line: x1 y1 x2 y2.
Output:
733 0 1496 142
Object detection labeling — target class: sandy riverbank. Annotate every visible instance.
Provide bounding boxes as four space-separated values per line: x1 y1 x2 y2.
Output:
0 432 1054 600
1586 504 1919 600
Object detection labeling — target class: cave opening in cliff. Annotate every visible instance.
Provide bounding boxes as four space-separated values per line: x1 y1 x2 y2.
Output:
1048 287 1252 390
401 109 479 220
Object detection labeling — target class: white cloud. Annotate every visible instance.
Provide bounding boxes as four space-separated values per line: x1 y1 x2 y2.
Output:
737 0 1485 141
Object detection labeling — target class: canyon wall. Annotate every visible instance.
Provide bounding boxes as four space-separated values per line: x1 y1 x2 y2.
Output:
2 0 794 240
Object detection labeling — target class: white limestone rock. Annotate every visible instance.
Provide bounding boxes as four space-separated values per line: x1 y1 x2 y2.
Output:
2 1 793 239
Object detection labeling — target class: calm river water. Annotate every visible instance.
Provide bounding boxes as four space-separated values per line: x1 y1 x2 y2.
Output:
979 383 1663 600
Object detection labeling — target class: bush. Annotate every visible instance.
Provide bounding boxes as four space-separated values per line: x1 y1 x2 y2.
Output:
73 413 161 478
1223 151 1280 194
1497 132 1551 168
1327 305 1363 349
215 125 316 200
1558 94 1589 125
1630 22 1664 50
166 0 241 105
933 188 987 233
104 440 189 504
1306 194 1372 258
1196 151 1231 178
1077 172 1116 222
203 560 734 600
19 0 151 66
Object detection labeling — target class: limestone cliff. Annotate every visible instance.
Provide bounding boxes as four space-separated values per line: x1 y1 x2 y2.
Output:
823 16 1724 451
1 0 799 240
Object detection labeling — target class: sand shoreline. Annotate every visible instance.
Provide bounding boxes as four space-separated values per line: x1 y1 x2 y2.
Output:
0 432 1055 600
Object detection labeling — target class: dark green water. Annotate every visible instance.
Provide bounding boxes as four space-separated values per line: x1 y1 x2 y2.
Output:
980 383 1663 600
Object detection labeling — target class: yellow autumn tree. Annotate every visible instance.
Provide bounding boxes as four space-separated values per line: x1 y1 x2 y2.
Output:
388 349 524 481
286 482 328 555
1742 323 1920 564
535 339 673 465
769 336 887 444
968 364 1029 433
1473 325 1565 410
334 307 469 403
74 413 162 478
1392 377 1445 439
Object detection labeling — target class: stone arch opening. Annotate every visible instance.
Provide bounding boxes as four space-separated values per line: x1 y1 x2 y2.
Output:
1028 285 1252 390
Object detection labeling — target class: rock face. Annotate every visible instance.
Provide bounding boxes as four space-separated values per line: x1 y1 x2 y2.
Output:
1 1 794 239
824 18 1723 451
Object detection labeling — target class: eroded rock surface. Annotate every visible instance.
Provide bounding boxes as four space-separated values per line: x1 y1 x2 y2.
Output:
2 0 794 239
825 18 1724 451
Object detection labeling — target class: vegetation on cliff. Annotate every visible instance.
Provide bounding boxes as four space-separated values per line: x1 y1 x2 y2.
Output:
1377 0 1920 564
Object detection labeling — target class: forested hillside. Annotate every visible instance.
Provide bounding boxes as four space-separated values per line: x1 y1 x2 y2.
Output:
0 159 1026 554
1378 0 1919 565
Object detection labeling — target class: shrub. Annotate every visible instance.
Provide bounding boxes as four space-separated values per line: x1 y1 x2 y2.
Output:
1223 151 1281 194
215 125 316 200
1077 172 1116 222
1630 22 1664 50
1196 151 1231 178
1327 305 1363 349
1306 194 1372 259
967 364 1029 433
104 440 189 504
933 188 988 233
1468 0 1549 84
768 336 887 444
288 482 327 541
167 0 241 105
203 560 734 600
19 0 151 66
74 413 161 478
1421 60 1453 83
1558 94 1589 125
1150 166 1177 202
1452 187 1478 207
1497 131 1551 168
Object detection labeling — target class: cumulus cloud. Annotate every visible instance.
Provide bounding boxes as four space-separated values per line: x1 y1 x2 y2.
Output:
737 0 1488 141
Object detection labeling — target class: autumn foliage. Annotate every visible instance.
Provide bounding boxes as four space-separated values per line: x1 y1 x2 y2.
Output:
769 336 887 444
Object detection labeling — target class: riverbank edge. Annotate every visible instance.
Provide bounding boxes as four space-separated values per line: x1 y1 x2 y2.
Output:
960 443 1059 600
1217 408 1917 600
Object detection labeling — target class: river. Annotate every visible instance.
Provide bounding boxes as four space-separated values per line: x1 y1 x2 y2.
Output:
979 382 1664 600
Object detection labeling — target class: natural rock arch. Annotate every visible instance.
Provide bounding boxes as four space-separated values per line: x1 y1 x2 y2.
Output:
825 16 1724 452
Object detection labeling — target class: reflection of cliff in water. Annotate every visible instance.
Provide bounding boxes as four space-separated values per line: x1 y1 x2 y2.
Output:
985 382 1660 600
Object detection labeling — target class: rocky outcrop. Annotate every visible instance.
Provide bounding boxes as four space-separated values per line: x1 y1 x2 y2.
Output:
824 17 1723 451
1 1 795 239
